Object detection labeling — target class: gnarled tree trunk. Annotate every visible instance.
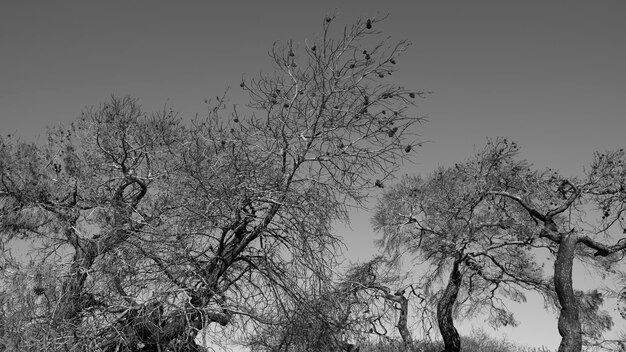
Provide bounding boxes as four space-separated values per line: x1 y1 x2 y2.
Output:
437 256 463 352
396 293 412 344
555 233 582 352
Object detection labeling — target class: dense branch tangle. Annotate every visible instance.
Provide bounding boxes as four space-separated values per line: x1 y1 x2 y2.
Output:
0 16 424 352
241 15 424 199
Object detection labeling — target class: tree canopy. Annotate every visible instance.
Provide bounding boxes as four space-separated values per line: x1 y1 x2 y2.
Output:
374 138 548 352
374 138 626 352
2 13 624 352
0 16 425 352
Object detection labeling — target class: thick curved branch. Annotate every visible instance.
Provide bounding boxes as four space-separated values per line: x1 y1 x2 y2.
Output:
578 235 626 257
546 180 579 219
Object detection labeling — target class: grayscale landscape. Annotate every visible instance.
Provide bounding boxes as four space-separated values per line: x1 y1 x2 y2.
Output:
1 2 625 352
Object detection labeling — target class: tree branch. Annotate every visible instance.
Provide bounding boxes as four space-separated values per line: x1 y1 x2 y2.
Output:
578 235 626 257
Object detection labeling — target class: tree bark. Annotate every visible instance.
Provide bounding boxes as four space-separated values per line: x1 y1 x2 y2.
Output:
555 232 582 352
396 294 412 344
437 256 463 352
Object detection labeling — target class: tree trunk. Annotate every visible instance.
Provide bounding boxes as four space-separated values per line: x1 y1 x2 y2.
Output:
396 294 412 343
56 225 98 322
57 247 96 321
555 233 582 352
371 283 413 344
437 256 463 352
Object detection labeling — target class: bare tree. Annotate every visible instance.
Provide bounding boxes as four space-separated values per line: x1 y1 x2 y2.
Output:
373 139 549 352
337 256 427 345
482 142 626 352
1 96 187 351
0 15 425 352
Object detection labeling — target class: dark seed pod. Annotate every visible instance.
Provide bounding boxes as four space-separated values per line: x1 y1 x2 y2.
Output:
366 19 372 29
405 145 412 153
409 92 416 99
388 127 398 137
390 58 396 64
375 179 384 188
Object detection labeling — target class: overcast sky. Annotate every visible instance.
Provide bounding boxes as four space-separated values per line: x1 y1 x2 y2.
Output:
2 1 626 349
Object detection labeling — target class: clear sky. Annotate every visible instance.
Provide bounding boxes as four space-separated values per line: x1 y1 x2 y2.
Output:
2 1 626 349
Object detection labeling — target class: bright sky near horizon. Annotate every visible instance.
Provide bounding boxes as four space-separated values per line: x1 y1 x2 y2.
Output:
2 1 626 350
